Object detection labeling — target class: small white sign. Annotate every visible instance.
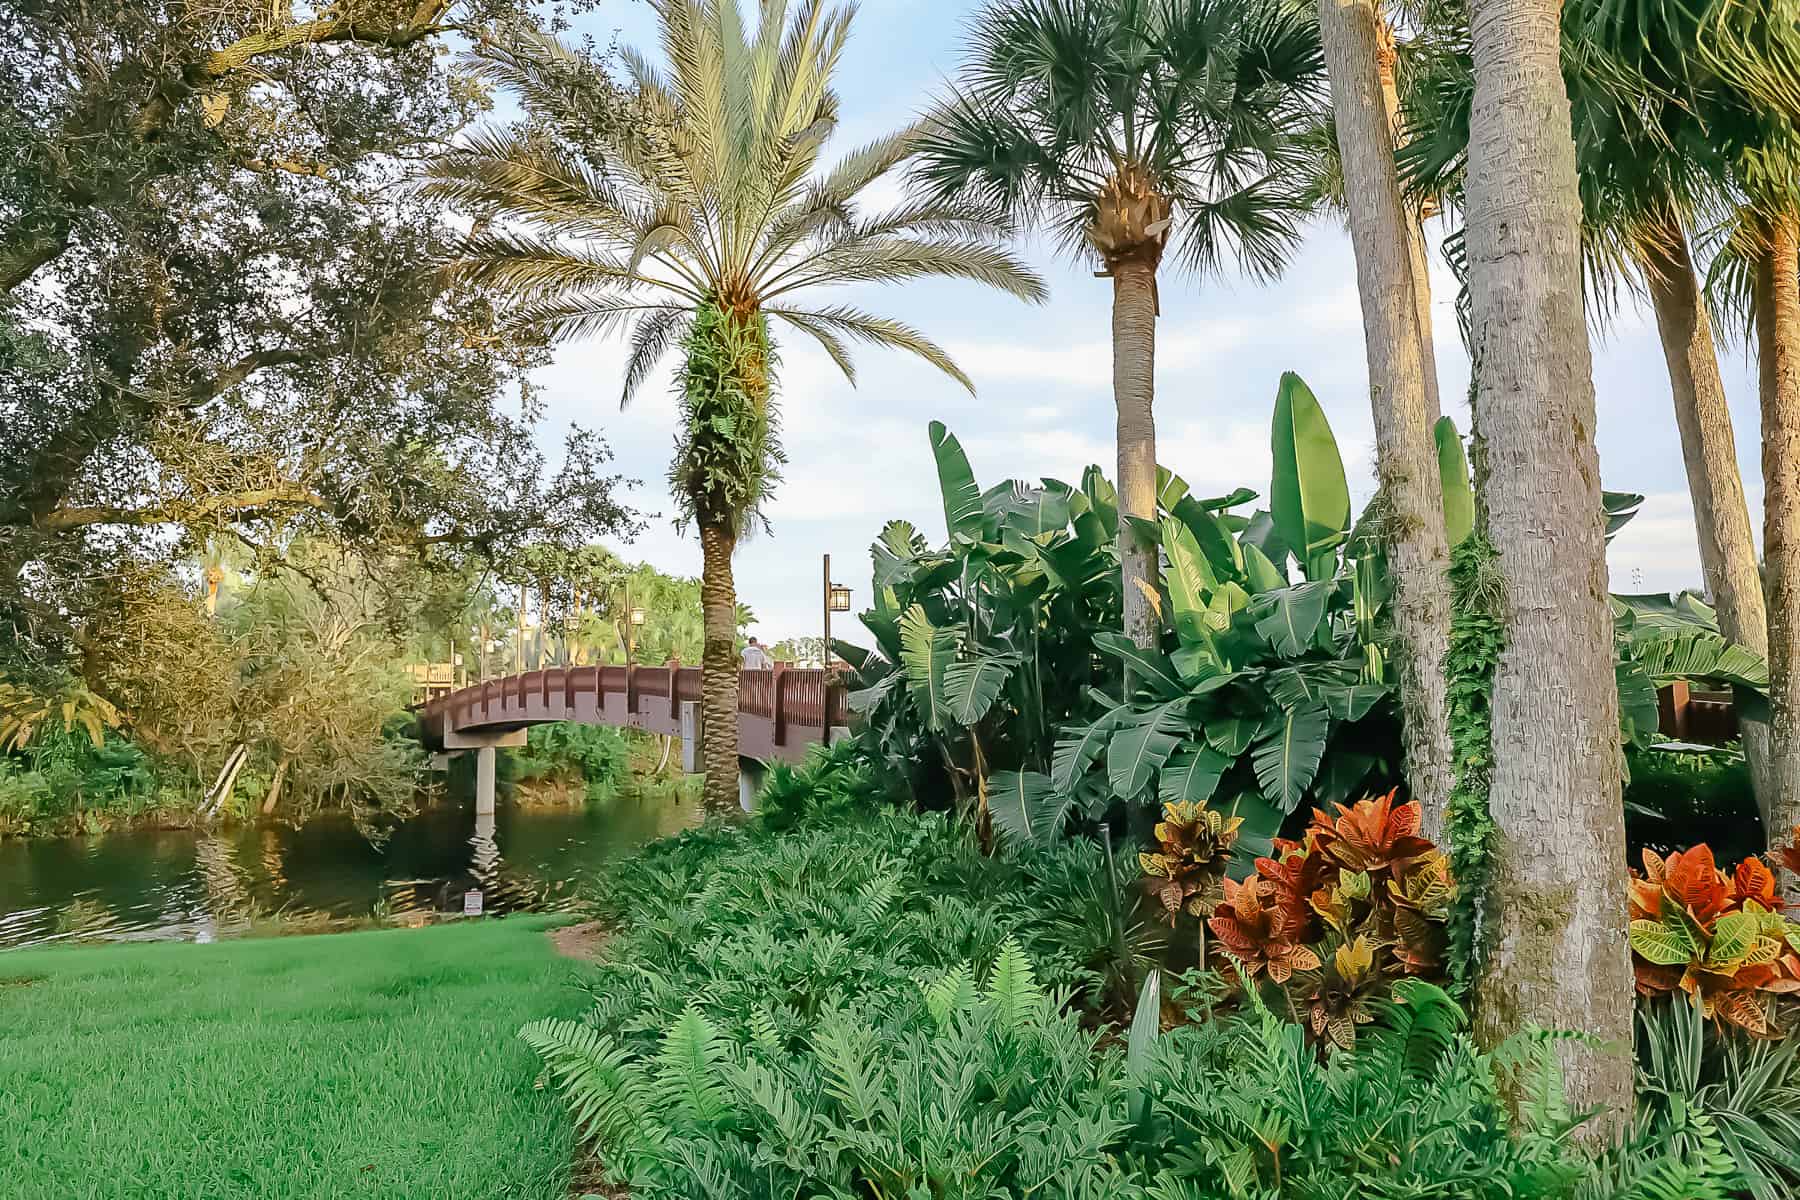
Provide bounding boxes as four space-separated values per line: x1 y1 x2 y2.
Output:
463 889 483 916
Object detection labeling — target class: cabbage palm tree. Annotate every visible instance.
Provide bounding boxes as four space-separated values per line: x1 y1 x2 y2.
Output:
424 5 1045 814
912 0 1324 656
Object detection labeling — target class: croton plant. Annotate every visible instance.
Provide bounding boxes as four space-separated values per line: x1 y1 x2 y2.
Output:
1627 831 1800 1036
1144 790 1456 1050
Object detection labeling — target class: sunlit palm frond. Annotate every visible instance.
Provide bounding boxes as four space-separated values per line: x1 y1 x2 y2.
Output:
765 236 1048 303
768 305 973 393
508 296 699 345
621 307 695 406
911 0 1322 280
447 230 698 306
768 307 859 384
418 132 645 245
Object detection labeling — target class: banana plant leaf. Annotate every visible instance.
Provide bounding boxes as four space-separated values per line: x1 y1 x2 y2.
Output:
988 770 1065 847
1435 416 1475 548
929 421 987 541
1270 372 1350 580
1107 699 1188 799
1251 704 1330 812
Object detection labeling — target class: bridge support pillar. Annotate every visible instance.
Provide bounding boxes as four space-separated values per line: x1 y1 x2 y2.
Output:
475 746 497 817
441 727 525 818
738 758 766 813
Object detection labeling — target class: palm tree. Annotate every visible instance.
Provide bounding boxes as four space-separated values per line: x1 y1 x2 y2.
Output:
422 5 1045 814
911 0 1324 655
1460 0 1634 1130
1404 1 1800 874
1309 0 1454 835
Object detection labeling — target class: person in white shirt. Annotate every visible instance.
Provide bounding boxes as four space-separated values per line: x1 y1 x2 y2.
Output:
741 635 772 671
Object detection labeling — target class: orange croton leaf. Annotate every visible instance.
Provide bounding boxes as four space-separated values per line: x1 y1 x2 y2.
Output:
1310 790 1436 874
1663 845 1729 922
1734 858 1780 909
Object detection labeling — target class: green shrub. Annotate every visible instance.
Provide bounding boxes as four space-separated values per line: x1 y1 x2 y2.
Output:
511 722 632 801
1625 745 1761 865
527 809 1748 1199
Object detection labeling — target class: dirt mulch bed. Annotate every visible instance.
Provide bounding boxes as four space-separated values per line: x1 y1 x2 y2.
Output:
547 920 611 961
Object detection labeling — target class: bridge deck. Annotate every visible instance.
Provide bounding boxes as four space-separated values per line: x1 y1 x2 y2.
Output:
419 664 850 764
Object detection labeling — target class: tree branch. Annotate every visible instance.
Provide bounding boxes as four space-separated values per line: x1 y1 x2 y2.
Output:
34 486 331 531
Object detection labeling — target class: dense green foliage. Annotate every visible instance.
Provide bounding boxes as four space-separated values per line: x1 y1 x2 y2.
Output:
0 917 585 1200
0 731 171 836
526 765 1745 1199
511 724 634 802
1626 746 1761 864
1443 533 1503 995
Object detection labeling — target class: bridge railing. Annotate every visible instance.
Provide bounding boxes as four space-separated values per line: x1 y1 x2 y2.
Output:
423 663 850 762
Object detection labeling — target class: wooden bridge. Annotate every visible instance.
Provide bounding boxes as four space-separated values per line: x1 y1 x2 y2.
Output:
418 663 851 812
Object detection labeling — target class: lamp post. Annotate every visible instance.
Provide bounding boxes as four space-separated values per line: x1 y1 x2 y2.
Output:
621 579 647 662
823 553 851 745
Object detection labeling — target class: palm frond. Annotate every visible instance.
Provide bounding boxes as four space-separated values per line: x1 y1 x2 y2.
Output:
621 307 694 406
768 304 974 393
763 236 1048 304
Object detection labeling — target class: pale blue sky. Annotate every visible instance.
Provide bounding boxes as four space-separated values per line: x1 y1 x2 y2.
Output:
530 0 1764 647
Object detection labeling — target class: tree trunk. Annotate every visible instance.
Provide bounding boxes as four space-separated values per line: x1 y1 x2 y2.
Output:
698 519 742 816
1755 210 1800 891
1113 260 1161 652
1641 216 1777 821
260 755 292 816
1375 14 1442 417
1463 0 1634 1132
1318 0 1455 839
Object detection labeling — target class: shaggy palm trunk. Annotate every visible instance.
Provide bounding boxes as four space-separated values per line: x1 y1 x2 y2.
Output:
1755 211 1800 891
1113 259 1161 651
1375 14 1442 416
698 520 741 816
1463 0 1633 1132
1318 0 1455 838
1642 218 1777 820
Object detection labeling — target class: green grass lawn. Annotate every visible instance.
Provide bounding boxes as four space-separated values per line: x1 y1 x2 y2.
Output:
0 917 591 1200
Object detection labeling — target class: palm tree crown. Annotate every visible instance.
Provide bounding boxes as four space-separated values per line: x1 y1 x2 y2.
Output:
423 3 1045 408
911 0 1324 278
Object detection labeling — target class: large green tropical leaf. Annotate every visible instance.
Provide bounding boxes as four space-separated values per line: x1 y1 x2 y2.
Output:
1159 745 1232 805
1241 542 1287 592
1106 700 1187 799
1204 714 1260 757
1253 582 1331 658
1171 496 1242 580
1435 417 1475 548
1052 704 1129 793
1251 704 1329 811
987 770 1066 847
1161 516 1218 649
944 652 1022 725
929 421 987 540
1093 632 1185 699
898 604 959 731
1270 372 1350 579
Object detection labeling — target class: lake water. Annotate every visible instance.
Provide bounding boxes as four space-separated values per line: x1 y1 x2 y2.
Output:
0 787 699 951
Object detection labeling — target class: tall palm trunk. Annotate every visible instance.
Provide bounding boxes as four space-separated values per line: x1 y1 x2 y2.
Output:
1113 259 1161 650
1463 0 1633 1130
1374 13 1442 416
697 519 741 816
1755 209 1800 890
1641 215 1777 819
1317 0 1455 838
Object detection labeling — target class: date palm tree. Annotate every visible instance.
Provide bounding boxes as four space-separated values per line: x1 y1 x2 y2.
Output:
912 0 1324 655
424 4 1045 814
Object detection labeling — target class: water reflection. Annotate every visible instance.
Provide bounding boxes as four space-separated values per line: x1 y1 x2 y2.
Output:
0 785 698 950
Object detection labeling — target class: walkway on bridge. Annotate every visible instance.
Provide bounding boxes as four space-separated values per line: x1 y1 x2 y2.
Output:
419 663 851 812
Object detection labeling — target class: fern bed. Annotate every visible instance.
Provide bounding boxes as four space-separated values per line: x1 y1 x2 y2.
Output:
0 916 587 1200
525 760 1763 1199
